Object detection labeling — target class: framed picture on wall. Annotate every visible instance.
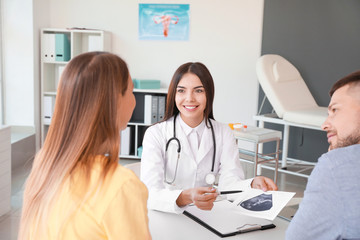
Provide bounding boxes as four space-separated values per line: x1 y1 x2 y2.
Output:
139 4 190 41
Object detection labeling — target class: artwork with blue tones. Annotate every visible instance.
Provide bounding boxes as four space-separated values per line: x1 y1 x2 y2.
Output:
139 4 190 41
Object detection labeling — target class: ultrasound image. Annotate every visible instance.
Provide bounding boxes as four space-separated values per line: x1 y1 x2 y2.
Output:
239 193 273 211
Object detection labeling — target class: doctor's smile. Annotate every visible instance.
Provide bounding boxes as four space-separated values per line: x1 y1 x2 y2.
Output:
183 105 198 110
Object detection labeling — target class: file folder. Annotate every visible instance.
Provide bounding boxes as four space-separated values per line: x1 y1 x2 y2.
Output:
56 65 65 90
120 127 131 155
144 95 152 124
157 96 166 121
42 33 55 61
44 96 55 125
55 33 70 62
88 35 102 51
183 200 275 238
151 96 158 124
144 95 158 124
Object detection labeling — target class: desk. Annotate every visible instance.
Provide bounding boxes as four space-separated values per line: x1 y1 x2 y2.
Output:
233 126 282 184
149 210 289 239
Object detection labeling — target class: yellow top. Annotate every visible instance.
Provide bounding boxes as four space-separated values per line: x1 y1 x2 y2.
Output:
45 156 151 240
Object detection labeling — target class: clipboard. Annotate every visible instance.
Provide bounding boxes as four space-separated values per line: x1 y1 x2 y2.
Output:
183 200 275 238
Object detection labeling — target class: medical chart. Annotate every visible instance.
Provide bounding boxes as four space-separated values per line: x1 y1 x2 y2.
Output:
231 189 295 220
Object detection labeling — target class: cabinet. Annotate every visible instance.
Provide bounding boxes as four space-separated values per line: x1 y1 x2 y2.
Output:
120 88 168 159
40 28 111 144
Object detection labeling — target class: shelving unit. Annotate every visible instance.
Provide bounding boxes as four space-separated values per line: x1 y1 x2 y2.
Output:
40 28 111 144
40 28 166 160
120 88 168 159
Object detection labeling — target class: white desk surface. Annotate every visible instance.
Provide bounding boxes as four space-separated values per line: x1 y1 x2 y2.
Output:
149 210 289 240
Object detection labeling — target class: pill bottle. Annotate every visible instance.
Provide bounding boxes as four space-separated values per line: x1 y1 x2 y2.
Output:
243 125 248 132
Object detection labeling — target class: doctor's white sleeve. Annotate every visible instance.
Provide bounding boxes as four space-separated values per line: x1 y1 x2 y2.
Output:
140 125 185 214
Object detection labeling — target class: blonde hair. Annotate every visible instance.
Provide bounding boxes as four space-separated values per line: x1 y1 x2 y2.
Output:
18 52 130 239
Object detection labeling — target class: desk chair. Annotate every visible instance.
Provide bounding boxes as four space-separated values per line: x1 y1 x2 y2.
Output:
255 54 327 177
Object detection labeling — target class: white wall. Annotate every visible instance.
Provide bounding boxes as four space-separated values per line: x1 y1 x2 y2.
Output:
43 0 263 125
0 0 3 125
33 0 50 149
2 0 34 126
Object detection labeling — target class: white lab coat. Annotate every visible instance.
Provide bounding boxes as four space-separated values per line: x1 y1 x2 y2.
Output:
140 116 252 214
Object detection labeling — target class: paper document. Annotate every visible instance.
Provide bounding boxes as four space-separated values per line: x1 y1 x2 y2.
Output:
231 189 295 220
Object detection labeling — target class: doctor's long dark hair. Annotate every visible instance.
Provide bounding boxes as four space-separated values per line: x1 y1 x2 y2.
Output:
163 62 215 124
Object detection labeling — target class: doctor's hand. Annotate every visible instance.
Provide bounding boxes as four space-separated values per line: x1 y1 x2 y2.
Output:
176 187 218 211
251 176 278 192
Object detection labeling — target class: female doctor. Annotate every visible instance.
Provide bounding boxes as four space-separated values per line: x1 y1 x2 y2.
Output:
140 62 277 214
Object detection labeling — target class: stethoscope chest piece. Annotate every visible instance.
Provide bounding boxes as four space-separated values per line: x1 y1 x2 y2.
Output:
205 172 216 185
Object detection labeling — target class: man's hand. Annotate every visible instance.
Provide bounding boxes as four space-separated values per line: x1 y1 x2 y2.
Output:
251 176 278 191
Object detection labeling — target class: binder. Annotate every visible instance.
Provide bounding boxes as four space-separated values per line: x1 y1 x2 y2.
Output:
157 96 165 121
144 95 152 124
44 96 55 124
42 33 55 61
120 127 131 155
144 95 158 124
88 35 102 51
183 200 275 238
55 33 70 62
151 96 158 124
56 65 66 90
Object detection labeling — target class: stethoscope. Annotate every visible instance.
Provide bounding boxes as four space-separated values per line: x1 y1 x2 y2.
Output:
164 113 217 185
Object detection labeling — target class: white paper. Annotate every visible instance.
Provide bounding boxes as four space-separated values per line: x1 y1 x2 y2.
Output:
231 189 295 220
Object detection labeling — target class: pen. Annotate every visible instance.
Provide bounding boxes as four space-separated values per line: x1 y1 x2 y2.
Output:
219 190 243 195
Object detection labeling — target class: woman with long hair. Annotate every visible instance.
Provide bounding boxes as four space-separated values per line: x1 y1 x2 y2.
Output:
141 62 277 213
19 52 151 239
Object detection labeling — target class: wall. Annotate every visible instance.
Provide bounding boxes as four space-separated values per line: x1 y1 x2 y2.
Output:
260 0 360 161
2 0 34 126
43 0 265 126
0 1 3 125
33 0 50 149
1 0 50 154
